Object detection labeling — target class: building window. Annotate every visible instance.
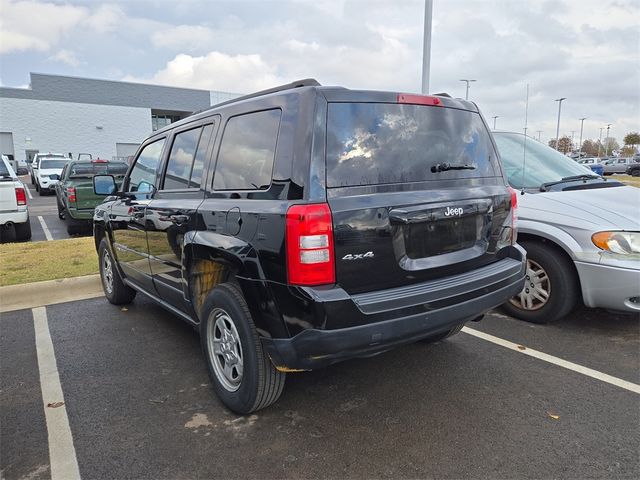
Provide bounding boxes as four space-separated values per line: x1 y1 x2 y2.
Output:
152 114 181 131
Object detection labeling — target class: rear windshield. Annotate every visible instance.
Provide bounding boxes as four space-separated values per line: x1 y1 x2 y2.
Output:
0 161 11 178
326 103 498 187
69 162 128 177
39 159 69 169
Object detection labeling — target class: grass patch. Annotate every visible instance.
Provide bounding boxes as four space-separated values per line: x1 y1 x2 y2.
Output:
0 237 98 286
613 174 640 188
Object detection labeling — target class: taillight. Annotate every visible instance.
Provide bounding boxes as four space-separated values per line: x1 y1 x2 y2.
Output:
509 186 518 244
15 187 27 206
67 186 76 203
285 203 335 286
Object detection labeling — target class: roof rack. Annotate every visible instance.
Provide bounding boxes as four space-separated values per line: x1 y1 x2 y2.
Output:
199 78 321 114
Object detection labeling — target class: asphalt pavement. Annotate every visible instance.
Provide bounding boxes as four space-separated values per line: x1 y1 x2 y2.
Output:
1 296 638 480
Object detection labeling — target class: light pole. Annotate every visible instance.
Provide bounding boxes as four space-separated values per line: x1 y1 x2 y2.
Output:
598 127 605 157
421 0 433 94
554 97 566 151
578 117 587 154
492 116 499 130
536 130 543 142
605 123 612 156
460 79 476 100
570 130 576 152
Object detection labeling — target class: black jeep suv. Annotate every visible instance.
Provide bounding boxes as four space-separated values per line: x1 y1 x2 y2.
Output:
93 79 526 414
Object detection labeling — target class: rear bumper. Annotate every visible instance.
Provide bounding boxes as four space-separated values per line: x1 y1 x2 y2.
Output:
66 208 94 221
0 210 29 226
262 245 526 370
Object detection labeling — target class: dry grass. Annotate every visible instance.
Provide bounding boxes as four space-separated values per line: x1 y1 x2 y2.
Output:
0 237 98 286
614 174 640 188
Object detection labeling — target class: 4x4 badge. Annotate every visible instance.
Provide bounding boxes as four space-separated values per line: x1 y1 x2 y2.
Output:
342 252 375 261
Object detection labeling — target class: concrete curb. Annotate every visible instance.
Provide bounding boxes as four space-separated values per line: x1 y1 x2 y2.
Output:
0 274 104 313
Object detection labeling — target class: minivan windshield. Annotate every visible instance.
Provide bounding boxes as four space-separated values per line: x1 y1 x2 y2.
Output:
493 132 598 189
326 103 499 187
39 159 69 169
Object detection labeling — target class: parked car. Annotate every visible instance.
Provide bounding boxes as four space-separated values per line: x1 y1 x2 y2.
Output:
55 159 128 235
92 80 525 413
603 157 634 175
625 162 640 177
30 152 67 184
577 158 604 176
0 155 31 242
34 157 70 195
494 132 640 323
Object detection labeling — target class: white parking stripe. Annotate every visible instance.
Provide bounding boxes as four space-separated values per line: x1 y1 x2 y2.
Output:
37 215 53 241
25 185 33 200
33 307 81 480
462 326 640 394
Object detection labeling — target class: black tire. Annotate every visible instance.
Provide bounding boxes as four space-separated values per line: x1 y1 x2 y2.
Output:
35 182 39 192
502 240 578 324
14 220 32 241
420 323 464 343
38 187 46 196
98 238 136 305
57 201 66 220
632 169 640 177
1 225 17 243
201 283 285 414
66 221 78 235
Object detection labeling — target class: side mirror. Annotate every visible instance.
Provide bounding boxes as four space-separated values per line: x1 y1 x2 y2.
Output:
94 175 117 195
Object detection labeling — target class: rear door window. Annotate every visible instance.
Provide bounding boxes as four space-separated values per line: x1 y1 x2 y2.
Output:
326 103 498 187
213 109 281 190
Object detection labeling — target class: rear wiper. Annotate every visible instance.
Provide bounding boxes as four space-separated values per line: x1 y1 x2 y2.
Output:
540 174 600 191
431 163 476 173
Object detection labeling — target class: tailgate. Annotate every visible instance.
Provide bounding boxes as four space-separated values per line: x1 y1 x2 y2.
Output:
0 181 18 211
73 181 103 210
325 101 513 294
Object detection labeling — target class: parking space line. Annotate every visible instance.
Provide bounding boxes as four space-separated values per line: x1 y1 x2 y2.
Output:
33 307 81 480
37 216 53 241
462 326 640 394
25 185 33 200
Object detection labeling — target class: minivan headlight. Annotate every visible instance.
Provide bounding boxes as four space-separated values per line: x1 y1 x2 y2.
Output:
592 231 640 255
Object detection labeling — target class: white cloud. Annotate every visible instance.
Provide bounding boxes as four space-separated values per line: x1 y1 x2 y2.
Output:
85 4 126 34
125 51 281 92
49 49 80 67
0 0 87 54
151 25 217 51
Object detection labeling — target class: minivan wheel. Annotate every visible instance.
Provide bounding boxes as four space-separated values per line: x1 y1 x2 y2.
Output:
99 238 136 305
502 241 578 324
201 283 285 414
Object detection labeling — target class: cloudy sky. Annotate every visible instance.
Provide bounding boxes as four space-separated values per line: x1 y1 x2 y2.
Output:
1 0 638 144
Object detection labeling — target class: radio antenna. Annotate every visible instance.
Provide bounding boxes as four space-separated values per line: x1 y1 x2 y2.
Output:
520 83 529 194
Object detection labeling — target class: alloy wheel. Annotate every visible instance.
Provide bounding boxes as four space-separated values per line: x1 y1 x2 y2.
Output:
509 259 551 311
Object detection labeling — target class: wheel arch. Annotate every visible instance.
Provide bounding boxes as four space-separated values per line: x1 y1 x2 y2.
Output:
183 232 288 338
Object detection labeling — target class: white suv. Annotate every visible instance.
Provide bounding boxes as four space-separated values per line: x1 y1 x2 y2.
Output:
0 155 31 242
35 157 70 195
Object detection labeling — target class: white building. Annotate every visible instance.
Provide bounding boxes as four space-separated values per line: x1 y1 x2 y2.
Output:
0 73 238 163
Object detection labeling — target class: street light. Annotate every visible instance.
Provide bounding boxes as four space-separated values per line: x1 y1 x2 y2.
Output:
421 0 433 94
536 130 543 142
554 97 566 151
605 123 612 156
492 116 499 130
460 79 476 100
578 117 587 155
598 127 605 157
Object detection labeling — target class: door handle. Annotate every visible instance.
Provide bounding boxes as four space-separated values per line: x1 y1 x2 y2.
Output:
170 214 189 225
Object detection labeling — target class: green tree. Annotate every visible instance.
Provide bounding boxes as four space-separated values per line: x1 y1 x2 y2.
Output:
623 132 640 147
620 145 636 156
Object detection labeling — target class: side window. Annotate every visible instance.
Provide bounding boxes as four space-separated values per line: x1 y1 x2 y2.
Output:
163 127 202 190
127 139 164 194
162 123 214 190
213 109 281 190
189 123 213 188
